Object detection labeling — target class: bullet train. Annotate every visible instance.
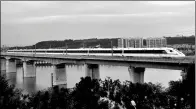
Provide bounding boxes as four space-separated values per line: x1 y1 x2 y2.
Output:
7 47 185 57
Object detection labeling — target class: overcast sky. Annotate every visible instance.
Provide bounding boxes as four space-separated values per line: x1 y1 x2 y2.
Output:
1 1 195 46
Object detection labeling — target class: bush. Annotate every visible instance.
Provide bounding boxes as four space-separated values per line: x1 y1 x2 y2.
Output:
1 72 194 109
71 77 101 109
0 75 23 109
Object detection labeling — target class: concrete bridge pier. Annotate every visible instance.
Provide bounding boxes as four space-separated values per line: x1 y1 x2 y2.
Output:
85 64 100 79
5 57 17 73
128 66 145 83
23 61 36 77
181 65 195 81
52 64 67 87
181 69 187 80
1 59 6 71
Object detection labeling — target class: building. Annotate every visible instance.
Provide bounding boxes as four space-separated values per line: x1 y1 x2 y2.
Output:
128 38 135 48
117 38 124 48
118 37 167 48
146 38 167 48
134 38 143 48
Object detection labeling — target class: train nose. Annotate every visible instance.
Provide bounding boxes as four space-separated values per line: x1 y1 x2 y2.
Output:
181 54 186 56
179 52 186 56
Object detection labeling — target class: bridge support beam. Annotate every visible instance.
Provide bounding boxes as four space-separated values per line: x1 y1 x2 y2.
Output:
1 59 6 71
181 70 187 80
23 61 36 77
85 64 100 79
52 64 67 88
128 66 145 83
181 65 195 81
5 57 17 73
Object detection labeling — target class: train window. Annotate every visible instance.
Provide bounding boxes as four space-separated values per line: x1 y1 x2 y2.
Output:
123 50 166 54
161 50 167 54
98 50 101 53
39 51 45 53
113 50 122 53
69 51 75 53
47 51 63 53
100 50 107 53
152 50 164 54
124 50 131 53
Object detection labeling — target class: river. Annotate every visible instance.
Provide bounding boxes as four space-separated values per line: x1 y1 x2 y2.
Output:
1 59 182 94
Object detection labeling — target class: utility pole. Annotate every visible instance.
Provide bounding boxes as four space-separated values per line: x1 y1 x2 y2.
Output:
35 44 36 54
66 44 68 55
111 40 113 56
108 80 109 97
2 45 4 52
51 73 53 87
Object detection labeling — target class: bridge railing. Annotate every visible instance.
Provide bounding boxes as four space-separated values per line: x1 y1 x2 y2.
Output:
1 52 194 64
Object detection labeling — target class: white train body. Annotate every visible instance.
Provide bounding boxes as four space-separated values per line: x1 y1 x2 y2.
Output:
7 47 185 57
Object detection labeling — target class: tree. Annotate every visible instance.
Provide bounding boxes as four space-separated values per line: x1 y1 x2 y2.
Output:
167 65 195 109
71 77 101 109
0 75 23 109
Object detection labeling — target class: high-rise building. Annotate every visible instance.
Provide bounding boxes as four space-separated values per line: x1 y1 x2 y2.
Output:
117 38 131 48
128 38 135 48
161 38 167 47
118 37 167 48
125 39 129 48
134 38 143 48
146 37 167 48
117 38 124 48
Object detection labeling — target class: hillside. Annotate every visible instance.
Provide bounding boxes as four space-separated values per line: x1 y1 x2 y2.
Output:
166 35 195 45
9 35 195 49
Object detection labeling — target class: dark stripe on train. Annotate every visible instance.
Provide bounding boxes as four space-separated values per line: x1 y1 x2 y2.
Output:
8 50 167 54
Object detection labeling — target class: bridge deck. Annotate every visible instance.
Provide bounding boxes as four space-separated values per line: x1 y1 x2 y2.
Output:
1 53 194 64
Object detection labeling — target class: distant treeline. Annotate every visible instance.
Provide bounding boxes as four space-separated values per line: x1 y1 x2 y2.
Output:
9 35 195 49
166 35 195 45
10 38 118 49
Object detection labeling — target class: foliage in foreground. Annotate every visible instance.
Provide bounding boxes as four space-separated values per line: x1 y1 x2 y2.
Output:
0 75 23 109
0 71 194 109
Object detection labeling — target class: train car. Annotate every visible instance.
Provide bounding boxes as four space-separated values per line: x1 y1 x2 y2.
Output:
7 47 185 57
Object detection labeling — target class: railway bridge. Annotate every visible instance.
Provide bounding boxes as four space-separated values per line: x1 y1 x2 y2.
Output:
1 52 195 87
